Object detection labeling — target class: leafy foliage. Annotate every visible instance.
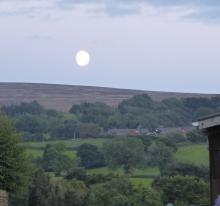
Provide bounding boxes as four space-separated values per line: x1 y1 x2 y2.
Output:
76 143 105 168
15 114 48 134
50 119 78 139
29 169 89 206
153 175 209 205
0 115 32 196
2 101 45 117
70 102 114 129
88 177 162 206
103 137 145 173
75 123 101 138
147 141 175 171
1 95 220 141
162 162 209 180
28 169 53 206
42 143 73 175
187 130 207 143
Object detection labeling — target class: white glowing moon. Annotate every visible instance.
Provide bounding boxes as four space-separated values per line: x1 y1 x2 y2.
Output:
75 50 90 67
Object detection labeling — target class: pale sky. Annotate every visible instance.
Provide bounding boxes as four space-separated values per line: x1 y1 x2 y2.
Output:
0 0 220 93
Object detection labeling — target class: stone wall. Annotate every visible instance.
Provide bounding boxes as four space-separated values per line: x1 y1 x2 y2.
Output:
0 190 8 206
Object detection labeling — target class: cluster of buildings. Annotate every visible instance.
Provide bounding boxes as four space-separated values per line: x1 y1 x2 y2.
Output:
107 126 193 137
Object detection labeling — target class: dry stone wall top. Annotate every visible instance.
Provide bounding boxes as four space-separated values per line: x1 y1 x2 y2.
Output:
0 190 8 206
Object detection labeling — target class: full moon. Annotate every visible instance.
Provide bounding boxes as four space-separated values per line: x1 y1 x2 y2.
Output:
75 50 90 67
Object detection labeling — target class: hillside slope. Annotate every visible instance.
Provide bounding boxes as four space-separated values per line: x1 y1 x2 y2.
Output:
0 83 218 111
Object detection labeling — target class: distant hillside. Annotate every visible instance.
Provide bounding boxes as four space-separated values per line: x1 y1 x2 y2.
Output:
0 83 218 112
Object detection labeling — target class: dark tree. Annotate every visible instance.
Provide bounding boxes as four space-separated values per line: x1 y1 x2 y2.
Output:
15 114 48 134
42 143 72 175
187 130 207 143
162 162 209 180
69 102 114 129
65 167 87 181
28 170 52 206
148 141 175 171
0 114 31 197
76 143 105 169
103 137 145 173
2 101 45 117
153 175 209 205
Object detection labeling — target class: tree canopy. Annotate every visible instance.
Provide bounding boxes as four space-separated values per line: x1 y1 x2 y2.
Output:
153 175 209 206
42 143 73 175
76 143 105 169
0 114 31 196
103 137 145 173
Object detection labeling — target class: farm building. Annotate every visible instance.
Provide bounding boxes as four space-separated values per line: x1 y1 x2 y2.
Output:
107 126 193 137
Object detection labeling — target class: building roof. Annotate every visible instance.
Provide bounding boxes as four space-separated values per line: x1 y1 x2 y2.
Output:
198 112 220 121
195 112 220 130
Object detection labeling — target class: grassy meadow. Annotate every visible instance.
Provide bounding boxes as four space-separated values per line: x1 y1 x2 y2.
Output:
23 138 209 187
175 144 209 166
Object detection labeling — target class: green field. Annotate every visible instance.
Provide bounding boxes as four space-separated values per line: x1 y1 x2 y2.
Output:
26 149 43 158
175 144 209 166
87 167 159 177
24 139 209 166
23 138 107 159
26 147 77 159
24 139 209 187
130 178 153 187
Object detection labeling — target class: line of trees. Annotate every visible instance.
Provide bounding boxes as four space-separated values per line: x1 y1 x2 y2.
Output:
0 95 219 141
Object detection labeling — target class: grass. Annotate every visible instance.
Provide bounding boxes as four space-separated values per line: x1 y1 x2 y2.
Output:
132 167 159 177
87 167 159 176
25 139 209 167
47 172 64 182
87 167 157 187
25 147 77 160
25 139 209 168
26 149 43 158
175 144 209 166
87 167 121 175
23 138 107 160
64 150 77 160
130 177 153 187
24 139 209 189
24 139 209 190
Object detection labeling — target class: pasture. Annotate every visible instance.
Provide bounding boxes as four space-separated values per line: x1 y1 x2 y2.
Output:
24 138 209 187
175 144 209 166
